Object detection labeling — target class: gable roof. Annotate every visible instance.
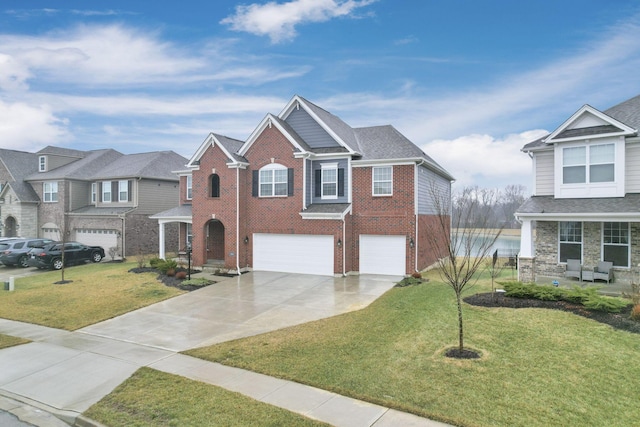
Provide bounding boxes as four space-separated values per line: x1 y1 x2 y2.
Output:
25 149 123 181
187 133 247 167
0 148 40 202
94 151 187 180
37 145 87 159
523 95 640 152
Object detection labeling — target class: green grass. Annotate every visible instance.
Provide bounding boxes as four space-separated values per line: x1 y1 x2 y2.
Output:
84 367 328 427
0 262 184 330
0 333 29 349
185 270 640 427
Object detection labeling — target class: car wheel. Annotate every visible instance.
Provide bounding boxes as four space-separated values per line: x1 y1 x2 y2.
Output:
18 255 29 268
91 252 103 263
52 258 63 270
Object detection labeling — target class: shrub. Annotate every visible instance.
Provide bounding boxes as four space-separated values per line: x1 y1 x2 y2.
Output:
503 282 538 299
155 259 178 274
583 295 630 313
395 277 423 287
108 246 118 261
181 278 214 287
532 285 563 301
563 286 599 304
149 257 162 268
631 304 640 321
175 271 187 280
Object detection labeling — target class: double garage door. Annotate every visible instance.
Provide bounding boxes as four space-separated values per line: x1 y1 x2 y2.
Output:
253 234 334 276
75 229 118 250
253 233 407 276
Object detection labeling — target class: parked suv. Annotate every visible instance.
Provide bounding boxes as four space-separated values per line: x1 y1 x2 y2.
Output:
0 238 54 268
27 242 105 270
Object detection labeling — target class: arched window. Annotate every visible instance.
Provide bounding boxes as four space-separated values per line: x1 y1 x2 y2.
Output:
210 174 220 198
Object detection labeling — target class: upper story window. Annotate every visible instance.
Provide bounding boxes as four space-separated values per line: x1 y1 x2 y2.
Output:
562 144 614 184
186 175 192 200
210 174 220 198
321 163 338 199
373 166 393 196
102 181 112 202
91 183 97 203
259 164 288 197
43 181 58 202
559 221 582 263
118 180 128 202
39 156 46 172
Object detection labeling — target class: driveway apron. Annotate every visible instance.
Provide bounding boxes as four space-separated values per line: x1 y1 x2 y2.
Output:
0 272 401 425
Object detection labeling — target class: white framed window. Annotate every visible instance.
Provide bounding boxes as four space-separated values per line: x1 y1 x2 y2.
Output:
186 175 192 200
91 183 97 203
603 222 629 267
102 181 112 202
39 156 46 172
259 164 288 197
321 163 338 199
562 144 614 184
118 180 128 202
43 181 58 202
373 166 393 196
186 223 192 248
559 221 582 263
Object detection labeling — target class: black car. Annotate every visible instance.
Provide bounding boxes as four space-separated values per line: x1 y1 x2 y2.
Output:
27 242 105 270
0 238 54 268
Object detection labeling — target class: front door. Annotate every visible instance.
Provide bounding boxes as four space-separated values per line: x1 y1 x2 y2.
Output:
4 216 16 237
206 220 225 263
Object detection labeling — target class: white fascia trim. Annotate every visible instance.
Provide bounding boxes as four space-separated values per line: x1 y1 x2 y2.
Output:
155 216 193 224
172 169 195 176
294 152 353 160
187 133 215 167
239 114 307 156
280 96 357 155
515 212 640 222
300 205 352 221
548 132 632 144
353 158 418 167
227 162 248 169
544 104 637 143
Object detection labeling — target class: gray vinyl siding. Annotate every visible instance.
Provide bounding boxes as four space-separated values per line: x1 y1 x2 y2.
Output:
625 142 640 192
311 159 348 204
69 180 91 211
44 155 78 171
417 165 451 215
534 151 554 196
285 107 341 149
136 179 180 214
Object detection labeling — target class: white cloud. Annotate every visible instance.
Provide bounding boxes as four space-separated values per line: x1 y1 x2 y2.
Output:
221 0 377 43
424 130 548 189
0 101 70 150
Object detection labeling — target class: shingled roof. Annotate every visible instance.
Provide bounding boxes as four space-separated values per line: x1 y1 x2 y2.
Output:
516 194 640 215
0 148 39 202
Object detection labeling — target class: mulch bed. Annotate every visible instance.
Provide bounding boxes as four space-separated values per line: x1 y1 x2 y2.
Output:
129 267 215 291
464 292 640 335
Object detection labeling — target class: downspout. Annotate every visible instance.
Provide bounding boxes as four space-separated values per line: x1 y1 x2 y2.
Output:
236 167 241 275
342 216 346 277
414 160 426 273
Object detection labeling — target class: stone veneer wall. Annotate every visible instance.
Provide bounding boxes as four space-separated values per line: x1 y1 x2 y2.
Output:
526 220 640 284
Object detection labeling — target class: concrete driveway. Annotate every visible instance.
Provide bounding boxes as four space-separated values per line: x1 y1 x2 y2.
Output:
80 271 399 351
0 271 402 425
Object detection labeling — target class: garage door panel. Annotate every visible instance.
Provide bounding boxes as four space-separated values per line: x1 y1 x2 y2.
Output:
75 229 118 250
360 235 406 276
253 234 334 276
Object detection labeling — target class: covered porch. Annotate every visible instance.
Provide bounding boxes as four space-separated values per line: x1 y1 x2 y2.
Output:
150 205 192 260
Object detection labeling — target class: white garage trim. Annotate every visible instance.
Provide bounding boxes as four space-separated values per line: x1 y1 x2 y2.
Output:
253 233 334 276
359 235 406 276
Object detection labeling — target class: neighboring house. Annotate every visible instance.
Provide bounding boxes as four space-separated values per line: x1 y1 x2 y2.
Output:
0 146 187 257
515 94 640 284
153 95 454 276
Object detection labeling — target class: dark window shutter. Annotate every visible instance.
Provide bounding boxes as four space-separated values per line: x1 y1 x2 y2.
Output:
99 182 103 202
314 169 321 197
128 180 132 201
287 168 294 196
338 168 345 197
111 181 117 200
252 170 259 197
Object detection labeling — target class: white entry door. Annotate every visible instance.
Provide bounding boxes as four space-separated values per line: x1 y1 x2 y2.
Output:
253 233 334 276
359 235 406 276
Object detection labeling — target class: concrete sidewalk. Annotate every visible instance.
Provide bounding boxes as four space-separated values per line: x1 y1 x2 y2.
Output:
0 272 450 426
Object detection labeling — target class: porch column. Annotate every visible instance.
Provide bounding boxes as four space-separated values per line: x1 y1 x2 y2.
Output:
158 221 165 259
519 219 533 257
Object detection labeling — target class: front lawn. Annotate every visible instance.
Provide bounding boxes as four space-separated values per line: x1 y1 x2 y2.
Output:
0 262 184 330
185 270 640 427
0 333 29 349
84 367 328 427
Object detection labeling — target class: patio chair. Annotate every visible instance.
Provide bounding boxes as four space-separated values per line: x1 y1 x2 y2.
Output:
564 259 582 281
593 261 613 284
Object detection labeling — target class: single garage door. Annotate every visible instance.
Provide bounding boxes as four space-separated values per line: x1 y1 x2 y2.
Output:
75 229 118 250
253 233 334 276
359 235 406 276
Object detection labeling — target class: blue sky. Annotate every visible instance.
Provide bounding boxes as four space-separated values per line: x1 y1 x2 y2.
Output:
2 0 640 192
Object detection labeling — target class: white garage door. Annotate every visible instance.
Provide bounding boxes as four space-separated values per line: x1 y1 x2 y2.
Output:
75 229 118 250
253 233 334 276
359 235 406 276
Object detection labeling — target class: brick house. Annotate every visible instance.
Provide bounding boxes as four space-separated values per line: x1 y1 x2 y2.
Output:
516 94 640 284
0 146 187 257
154 95 453 276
